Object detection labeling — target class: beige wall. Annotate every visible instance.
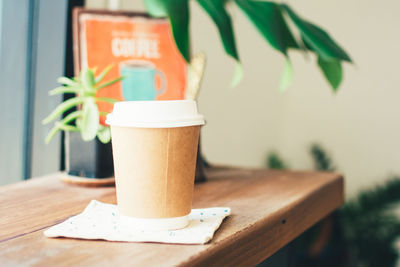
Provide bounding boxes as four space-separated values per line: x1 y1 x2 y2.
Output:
86 0 400 196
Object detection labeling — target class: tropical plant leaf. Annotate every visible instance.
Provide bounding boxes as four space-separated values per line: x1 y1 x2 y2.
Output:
45 124 62 144
49 86 80 96
81 68 95 93
44 111 82 144
95 64 113 84
61 110 82 124
339 177 400 267
231 62 243 88
318 57 342 91
42 97 85 125
45 120 80 144
99 111 111 116
95 97 119 104
167 1 190 62
267 152 288 169
281 4 352 62
80 99 99 141
97 125 111 144
234 0 298 55
96 76 124 91
198 0 239 60
144 0 191 62
198 0 243 86
279 58 293 92
44 123 73 144
302 37 343 91
57 122 79 132
143 0 168 17
57 77 77 86
310 144 336 171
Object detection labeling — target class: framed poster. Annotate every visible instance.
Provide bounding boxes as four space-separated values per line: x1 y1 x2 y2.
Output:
73 8 187 123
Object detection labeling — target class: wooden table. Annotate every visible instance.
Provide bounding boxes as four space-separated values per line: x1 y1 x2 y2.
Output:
0 167 343 266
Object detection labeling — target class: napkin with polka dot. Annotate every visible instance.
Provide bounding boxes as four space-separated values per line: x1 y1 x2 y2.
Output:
44 200 231 244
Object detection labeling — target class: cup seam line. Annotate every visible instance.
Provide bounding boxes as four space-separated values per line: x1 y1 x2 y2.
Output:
163 128 170 217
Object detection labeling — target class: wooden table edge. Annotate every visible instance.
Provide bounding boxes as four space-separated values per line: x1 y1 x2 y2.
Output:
0 169 344 267
178 174 344 267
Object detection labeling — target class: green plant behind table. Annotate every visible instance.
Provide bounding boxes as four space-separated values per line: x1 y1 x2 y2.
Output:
42 66 123 144
267 145 400 267
341 178 400 267
266 152 288 170
144 0 352 91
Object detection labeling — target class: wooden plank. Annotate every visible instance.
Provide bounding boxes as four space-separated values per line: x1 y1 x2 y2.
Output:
0 167 343 266
0 173 115 242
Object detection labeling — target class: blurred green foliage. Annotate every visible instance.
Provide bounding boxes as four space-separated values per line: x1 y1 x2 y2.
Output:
267 152 288 170
267 144 400 267
43 66 122 144
144 0 352 91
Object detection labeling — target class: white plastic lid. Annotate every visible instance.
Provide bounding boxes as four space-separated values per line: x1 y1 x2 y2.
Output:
105 100 205 128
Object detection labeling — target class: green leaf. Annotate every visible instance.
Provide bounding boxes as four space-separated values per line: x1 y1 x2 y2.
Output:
44 116 81 144
57 77 77 86
80 99 99 141
267 152 288 170
95 64 113 84
144 0 191 62
198 0 243 86
234 0 298 55
281 4 352 62
45 125 62 144
95 97 119 104
318 57 342 91
96 76 124 91
99 111 111 116
49 86 80 96
168 1 191 62
42 97 85 125
97 125 111 144
279 58 293 92
75 117 82 128
143 0 168 17
44 111 82 144
310 144 336 171
198 0 239 60
231 62 243 88
57 122 79 132
81 68 96 93
62 110 82 125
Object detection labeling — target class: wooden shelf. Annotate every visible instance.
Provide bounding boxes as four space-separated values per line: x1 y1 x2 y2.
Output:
0 167 343 266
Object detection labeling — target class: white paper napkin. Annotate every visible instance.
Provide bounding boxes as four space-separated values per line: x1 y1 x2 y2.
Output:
44 200 231 244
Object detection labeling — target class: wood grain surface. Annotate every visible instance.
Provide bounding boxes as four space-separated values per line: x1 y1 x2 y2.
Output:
0 167 344 267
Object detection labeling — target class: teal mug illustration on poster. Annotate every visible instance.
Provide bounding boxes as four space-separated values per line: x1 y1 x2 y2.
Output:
120 60 167 100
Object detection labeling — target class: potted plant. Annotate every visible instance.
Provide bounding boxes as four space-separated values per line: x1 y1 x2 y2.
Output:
43 66 123 181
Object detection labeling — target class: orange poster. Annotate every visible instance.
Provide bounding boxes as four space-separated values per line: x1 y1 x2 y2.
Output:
73 9 187 123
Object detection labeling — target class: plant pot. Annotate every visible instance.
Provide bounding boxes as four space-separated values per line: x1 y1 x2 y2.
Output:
65 131 114 178
65 131 207 183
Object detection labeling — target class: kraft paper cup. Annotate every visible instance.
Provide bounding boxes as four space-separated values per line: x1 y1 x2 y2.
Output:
106 100 205 231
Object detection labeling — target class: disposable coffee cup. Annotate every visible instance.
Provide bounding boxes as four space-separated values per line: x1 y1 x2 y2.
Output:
106 100 205 231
